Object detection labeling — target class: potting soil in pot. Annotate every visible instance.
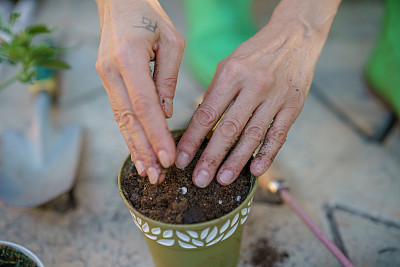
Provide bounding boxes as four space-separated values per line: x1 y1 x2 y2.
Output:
121 135 252 224
0 245 37 267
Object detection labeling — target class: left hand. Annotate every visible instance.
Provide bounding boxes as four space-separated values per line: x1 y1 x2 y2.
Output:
175 0 340 187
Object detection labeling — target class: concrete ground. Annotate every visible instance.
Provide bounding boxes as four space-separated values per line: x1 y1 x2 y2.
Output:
0 0 399 266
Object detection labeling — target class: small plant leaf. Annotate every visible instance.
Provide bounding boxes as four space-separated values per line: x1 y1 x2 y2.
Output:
38 58 70 69
8 13 20 26
0 13 70 91
18 69 37 83
31 45 55 59
26 24 51 35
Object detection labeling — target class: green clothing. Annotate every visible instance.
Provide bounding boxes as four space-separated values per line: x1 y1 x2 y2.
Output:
183 0 256 87
365 0 400 117
183 0 400 117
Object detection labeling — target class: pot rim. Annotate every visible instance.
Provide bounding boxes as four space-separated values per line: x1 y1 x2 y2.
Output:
0 240 45 267
118 155 258 230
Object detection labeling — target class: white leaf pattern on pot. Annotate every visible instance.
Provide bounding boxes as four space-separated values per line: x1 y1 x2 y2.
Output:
192 239 204 247
142 223 149 233
163 230 173 238
241 216 248 225
130 192 254 249
222 222 239 241
206 226 218 243
152 228 161 235
157 239 175 246
231 213 239 226
134 220 141 231
241 208 247 216
200 228 210 240
145 234 157 240
178 240 196 249
186 230 198 239
220 220 230 234
129 211 136 219
206 234 224 247
176 231 190 242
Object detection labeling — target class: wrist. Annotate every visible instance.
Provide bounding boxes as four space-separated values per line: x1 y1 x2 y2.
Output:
268 0 341 39
255 0 341 60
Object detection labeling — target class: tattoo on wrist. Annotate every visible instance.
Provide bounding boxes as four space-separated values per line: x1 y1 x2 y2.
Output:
134 17 157 33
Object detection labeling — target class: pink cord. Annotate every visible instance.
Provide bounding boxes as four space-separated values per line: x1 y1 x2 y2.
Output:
279 188 354 267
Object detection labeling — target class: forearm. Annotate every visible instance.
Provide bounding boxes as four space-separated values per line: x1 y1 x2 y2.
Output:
271 0 341 36
254 0 341 62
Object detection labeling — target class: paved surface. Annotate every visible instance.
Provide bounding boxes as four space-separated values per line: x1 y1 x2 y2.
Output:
0 0 399 266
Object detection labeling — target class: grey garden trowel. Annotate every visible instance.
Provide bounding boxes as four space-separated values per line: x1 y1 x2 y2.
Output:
0 68 82 208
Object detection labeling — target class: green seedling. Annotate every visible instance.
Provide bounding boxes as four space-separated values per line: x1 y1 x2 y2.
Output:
0 12 70 90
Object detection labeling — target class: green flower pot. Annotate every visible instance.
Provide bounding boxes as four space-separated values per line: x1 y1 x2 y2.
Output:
118 130 258 267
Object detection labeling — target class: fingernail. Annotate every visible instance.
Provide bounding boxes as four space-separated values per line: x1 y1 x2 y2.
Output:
219 169 233 185
252 161 265 177
176 151 189 169
164 98 173 118
135 160 145 175
147 167 160 184
195 170 209 188
158 150 170 168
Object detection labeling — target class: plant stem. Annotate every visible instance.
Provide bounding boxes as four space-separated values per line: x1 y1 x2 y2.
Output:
0 74 19 91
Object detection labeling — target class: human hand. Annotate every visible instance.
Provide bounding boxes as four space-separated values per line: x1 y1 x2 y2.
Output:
176 0 341 187
95 0 185 184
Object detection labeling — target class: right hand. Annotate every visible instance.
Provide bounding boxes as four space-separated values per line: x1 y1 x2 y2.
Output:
95 0 185 184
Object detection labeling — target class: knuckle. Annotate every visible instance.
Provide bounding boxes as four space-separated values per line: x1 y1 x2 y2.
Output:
198 154 219 169
285 92 305 115
131 95 152 118
216 59 227 72
164 32 185 50
114 108 135 129
267 127 287 146
217 58 244 83
224 58 243 76
160 76 178 92
218 119 241 139
95 58 111 77
294 89 306 109
175 34 185 50
193 105 218 128
245 125 265 143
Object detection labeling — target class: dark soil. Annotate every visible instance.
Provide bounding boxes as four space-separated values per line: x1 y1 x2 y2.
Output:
0 245 37 267
121 135 252 224
249 238 289 267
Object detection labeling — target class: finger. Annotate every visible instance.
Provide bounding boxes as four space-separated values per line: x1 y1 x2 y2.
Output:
122 123 147 177
191 91 256 188
250 106 299 176
176 66 241 169
117 46 176 168
153 33 185 118
109 86 162 184
97 64 161 184
109 95 149 177
216 103 275 185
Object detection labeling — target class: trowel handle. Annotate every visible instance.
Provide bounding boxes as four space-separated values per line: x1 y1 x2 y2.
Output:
30 91 51 156
29 64 57 158
30 65 57 137
33 91 51 132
